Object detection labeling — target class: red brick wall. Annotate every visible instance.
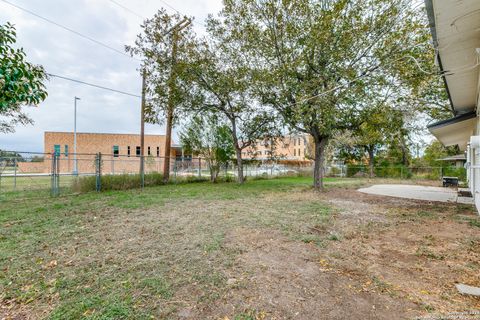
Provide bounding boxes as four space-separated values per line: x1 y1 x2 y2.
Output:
39 132 178 174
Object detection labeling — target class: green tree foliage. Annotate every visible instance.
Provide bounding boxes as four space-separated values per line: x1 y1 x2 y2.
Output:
30 155 44 162
184 17 278 183
422 140 459 167
126 10 195 124
340 104 404 177
219 0 440 190
0 22 47 133
180 113 234 182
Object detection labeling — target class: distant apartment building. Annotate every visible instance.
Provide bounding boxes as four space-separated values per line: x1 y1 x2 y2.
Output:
18 132 182 174
243 134 311 161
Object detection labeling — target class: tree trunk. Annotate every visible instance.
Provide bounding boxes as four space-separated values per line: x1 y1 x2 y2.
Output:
208 160 217 183
400 142 408 166
163 107 173 183
398 132 409 166
229 117 244 184
235 147 244 184
367 146 375 178
162 29 180 183
313 136 328 191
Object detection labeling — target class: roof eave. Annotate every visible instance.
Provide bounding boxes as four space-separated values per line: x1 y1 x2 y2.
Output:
424 0 456 115
427 110 476 129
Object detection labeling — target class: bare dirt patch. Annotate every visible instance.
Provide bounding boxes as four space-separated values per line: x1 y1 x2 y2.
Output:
187 188 480 319
194 227 420 319
324 189 480 315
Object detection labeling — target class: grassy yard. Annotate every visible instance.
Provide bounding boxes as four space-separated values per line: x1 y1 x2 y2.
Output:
1 177 479 319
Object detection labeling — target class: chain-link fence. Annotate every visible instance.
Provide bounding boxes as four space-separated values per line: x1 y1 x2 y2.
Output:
0 151 467 198
0 151 235 197
343 165 466 181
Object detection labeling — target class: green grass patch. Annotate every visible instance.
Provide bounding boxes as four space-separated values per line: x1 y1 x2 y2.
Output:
0 176 366 318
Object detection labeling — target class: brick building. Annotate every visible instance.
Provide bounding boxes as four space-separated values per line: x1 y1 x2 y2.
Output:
19 132 182 174
44 131 178 158
243 134 311 161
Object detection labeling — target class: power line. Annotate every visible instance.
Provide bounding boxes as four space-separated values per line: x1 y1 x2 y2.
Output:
156 0 206 27
107 0 145 19
47 73 141 98
0 0 139 61
109 0 206 28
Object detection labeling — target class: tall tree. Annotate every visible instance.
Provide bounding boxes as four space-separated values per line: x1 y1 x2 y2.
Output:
422 140 459 167
185 18 278 183
126 10 195 182
0 22 47 133
180 113 234 182
349 103 404 177
220 0 437 190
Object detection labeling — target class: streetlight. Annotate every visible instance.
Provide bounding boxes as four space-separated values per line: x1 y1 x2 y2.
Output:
73 96 80 175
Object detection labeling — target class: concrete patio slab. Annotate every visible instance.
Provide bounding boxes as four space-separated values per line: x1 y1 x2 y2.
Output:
358 184 474 205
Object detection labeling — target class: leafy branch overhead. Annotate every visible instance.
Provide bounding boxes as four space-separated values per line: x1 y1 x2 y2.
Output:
125 10 196 125
217 0 444 189
181 15 280 183
129 0 447 188
0 22 48 133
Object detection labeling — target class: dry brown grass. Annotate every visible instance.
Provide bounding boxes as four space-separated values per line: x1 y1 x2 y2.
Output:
1 177 479 319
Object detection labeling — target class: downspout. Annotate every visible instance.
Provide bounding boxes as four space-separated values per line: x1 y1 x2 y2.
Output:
469 136 480 197
467 143 473 193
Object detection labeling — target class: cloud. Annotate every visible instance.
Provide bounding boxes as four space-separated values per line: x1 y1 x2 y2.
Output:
0 0 222 152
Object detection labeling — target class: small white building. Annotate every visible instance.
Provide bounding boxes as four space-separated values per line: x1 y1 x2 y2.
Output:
425 0 480 213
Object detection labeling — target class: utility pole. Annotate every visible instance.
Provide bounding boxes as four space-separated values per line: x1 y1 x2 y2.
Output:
163 18 191 183
73 96 80 175
140 69 146 188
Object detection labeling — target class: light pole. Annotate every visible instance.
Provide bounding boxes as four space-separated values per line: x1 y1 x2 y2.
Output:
73 96 80 175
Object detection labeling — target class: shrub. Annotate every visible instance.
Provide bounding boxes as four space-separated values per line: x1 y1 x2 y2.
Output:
72 172 210 193
442 167 466 181
346 165 365 177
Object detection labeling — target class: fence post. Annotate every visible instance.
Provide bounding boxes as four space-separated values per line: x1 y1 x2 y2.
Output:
0 157 5 195
174 158 177 183
13 157 17 191
140 155 145 189
51 153 59 196
198 157 201 178
95 152 102 192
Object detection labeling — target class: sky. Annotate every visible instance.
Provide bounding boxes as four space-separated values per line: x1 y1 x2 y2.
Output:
0 0 223 152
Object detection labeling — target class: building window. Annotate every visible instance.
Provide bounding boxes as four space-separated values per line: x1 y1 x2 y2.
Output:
148 146 151 156
294 149 296 156
113 145 119 157
136 146 141 157
156 146 160 157
298 148 301 156
54 144 60 156
293 139 296 146
298 138 301 145
127 146 131 157
64 145 69 157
